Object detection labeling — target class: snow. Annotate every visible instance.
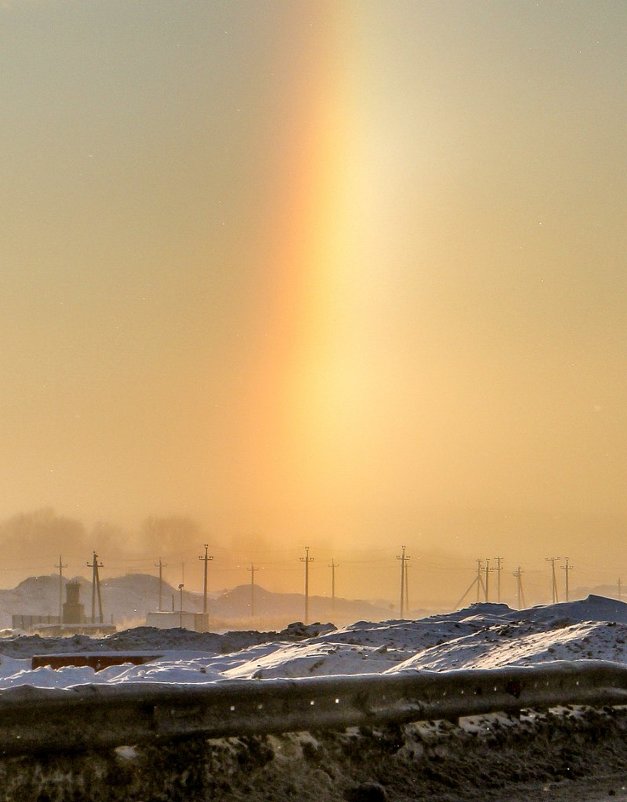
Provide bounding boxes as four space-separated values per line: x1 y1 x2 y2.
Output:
0 595 624 691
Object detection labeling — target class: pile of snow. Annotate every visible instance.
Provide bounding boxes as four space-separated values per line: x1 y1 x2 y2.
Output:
0 595 624 691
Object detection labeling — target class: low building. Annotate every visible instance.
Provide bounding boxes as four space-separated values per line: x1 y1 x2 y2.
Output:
146 611 210 632
12 614 60 631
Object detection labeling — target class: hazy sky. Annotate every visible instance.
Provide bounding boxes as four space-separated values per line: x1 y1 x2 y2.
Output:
1 1 625 600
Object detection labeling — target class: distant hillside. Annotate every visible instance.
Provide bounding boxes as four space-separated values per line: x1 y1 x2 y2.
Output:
0 573 393 630
211 584 392 626
573 584 624 602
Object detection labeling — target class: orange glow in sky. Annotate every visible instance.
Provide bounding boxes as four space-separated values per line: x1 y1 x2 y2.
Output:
0 2 626 602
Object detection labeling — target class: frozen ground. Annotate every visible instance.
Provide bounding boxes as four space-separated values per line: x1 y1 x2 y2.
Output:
0 595 625 690
0 705 625 801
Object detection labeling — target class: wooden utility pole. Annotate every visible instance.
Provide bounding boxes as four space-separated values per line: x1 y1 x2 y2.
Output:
87 551 104 624
300 547 313 624
328 559 339 613
178 583 184 628
561 557 573 602
546 557 561 604
199 545 213 615
247 563 258 617
404 556 410 615
55 555 67 621
484 558 497 602
475 559 486 602
493 557 504 603
155 557 167 612
619 577 622 601
513 566 526 609
397 546 410 619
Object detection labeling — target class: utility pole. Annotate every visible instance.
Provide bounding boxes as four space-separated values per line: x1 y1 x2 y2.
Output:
155 557 167 612
178 583 184 628
404 556 410 615
484 558 491 602
619 578 622 601
546 557 561 604
475 559 486 602
328 559 339 613
87 551 104 624
397 546 410 619
493 557 504 603
247 563 258 617
198 544 213 615
512 566 526 609
300 547 313 624
561 557 573 602
55 555 67 622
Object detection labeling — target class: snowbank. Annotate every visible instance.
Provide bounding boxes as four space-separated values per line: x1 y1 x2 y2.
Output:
0 596 624 690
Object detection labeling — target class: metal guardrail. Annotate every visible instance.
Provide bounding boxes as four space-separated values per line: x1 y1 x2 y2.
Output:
0 660 625 755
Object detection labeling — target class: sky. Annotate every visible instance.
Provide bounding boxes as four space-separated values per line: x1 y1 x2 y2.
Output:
0 1 625 604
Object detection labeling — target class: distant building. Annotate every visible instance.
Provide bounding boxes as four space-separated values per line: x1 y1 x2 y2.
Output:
12 614 60 630
63 581 85 624
12 579 115 635
146 611 210 632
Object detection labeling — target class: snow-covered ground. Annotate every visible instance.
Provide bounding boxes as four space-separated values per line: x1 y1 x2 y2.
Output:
0 595 624 690
0 595 625 802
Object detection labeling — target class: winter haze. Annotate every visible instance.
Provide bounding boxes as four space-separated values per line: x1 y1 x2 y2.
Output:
0 2 625 605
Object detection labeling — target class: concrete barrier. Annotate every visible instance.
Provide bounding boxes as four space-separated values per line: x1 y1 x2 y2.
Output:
0 660 625 755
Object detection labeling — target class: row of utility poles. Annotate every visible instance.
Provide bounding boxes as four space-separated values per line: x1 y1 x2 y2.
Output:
55 548 624 629
157 547 260 623
456 556 581 609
